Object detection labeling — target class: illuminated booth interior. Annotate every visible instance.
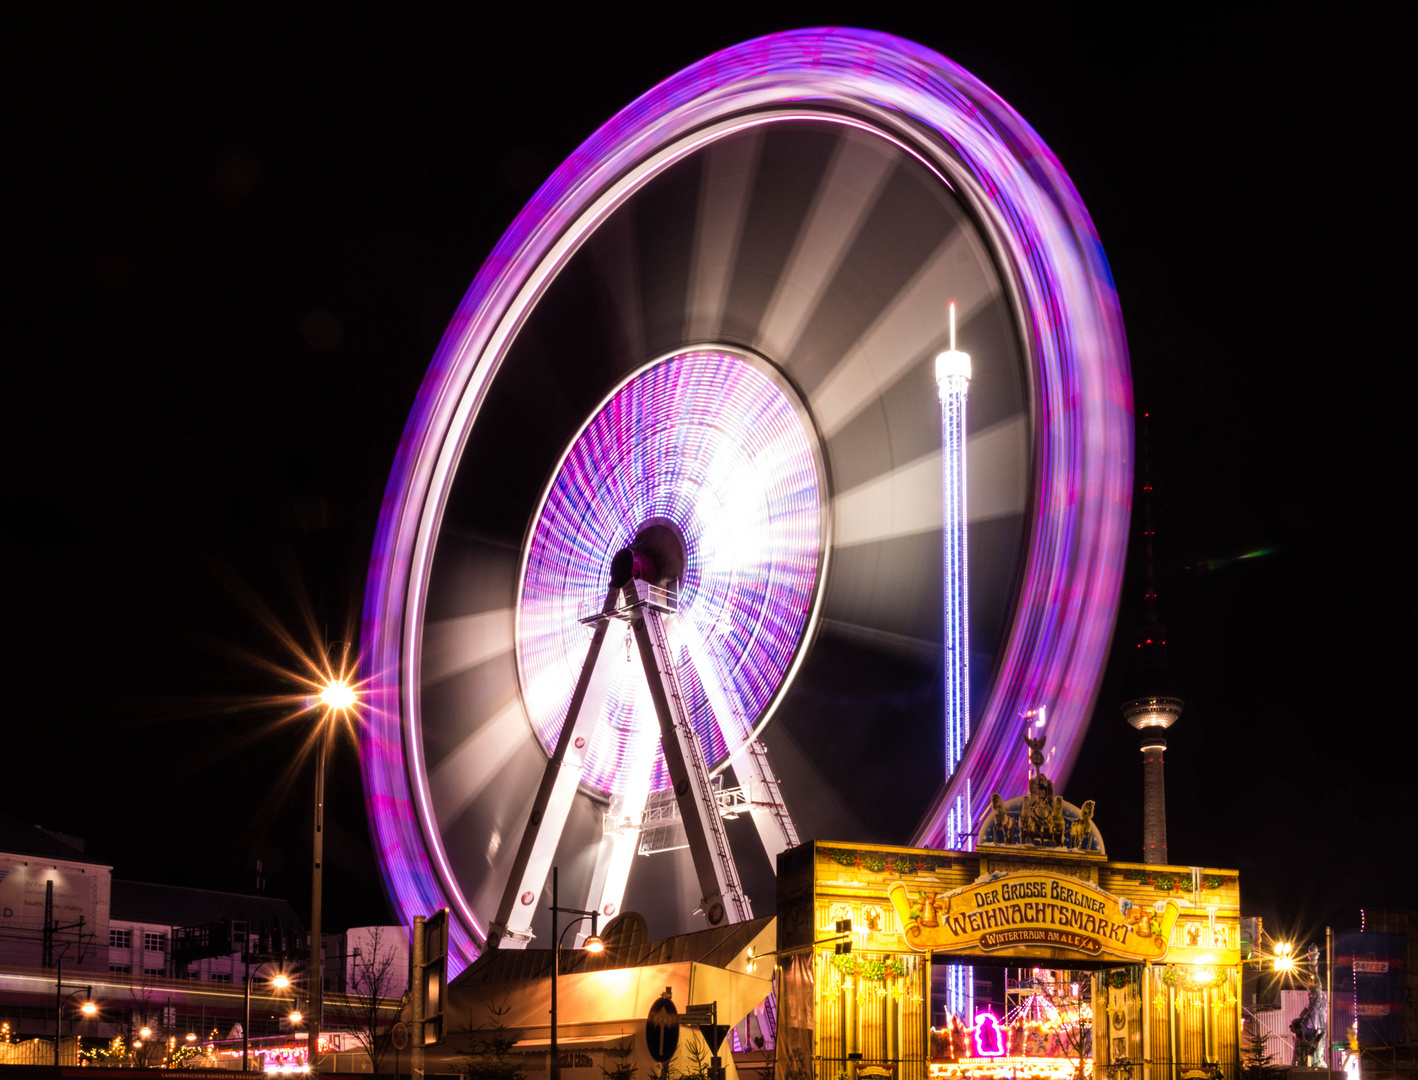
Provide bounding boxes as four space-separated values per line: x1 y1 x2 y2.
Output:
774 814 1242 1080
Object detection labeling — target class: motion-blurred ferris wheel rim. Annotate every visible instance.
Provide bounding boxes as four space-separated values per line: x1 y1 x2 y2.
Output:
361 27 1132 973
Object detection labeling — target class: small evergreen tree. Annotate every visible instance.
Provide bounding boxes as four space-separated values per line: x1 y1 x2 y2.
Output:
458 1000 526 1080
602 1035 638 1080
672 1034 713 1080
1241 1024 1280 1080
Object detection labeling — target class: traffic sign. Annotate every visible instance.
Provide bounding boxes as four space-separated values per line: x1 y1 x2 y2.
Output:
681 1004 716 1026
645 996 680 1063
699 1024 731 1055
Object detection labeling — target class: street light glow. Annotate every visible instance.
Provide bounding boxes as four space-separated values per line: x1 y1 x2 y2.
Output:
81 1002 97 1016
272 973 291 990
186 1033 197 1043
319 680 356 711
140 1027 152 1039
583 935 604 954
289 1011 303 1024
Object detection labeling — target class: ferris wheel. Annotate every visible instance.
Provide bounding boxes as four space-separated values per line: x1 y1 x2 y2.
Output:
359 28 1132 974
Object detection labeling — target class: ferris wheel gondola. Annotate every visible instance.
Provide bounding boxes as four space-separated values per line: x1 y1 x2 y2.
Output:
360 29 1132 974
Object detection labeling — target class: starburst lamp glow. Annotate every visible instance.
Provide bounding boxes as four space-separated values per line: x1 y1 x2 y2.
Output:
319 680 356 711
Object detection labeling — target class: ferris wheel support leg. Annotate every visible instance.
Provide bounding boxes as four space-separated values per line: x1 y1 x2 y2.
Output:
683 629 800 870
584 727 658 928
488 588 624 949
625 580 752 927
737 739 800 865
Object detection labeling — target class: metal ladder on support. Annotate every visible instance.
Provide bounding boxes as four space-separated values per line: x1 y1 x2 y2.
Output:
627 578 752 926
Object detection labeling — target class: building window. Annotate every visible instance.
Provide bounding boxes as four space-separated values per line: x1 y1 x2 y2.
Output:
110 929 132 949
110 965 131 975
210 972 232 983
181 970 200 980
144 932 166 953
232 920 247 951
143 968 164 978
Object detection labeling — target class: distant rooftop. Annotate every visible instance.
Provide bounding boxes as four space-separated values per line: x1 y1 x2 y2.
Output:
0 813 109 866
455 914 772 987
112 879 304 932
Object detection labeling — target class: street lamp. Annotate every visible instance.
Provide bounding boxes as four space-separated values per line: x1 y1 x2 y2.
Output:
247 963 297 1072
549 866 602 1080
53 958 95 1067
249 963 296 1071
310 639 358 1076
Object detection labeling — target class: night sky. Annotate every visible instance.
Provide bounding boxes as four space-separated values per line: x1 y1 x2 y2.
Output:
7 8 1409 944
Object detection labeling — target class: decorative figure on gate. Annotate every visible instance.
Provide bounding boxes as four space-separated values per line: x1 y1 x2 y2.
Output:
1071 800 1096 850
1049 797 1066 846
979 733 1102 853
988 792 1012 843
1023 730 1047 771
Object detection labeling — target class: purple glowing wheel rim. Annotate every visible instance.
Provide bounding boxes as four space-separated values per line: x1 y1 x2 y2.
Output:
361 28 1132 972
518 349 826 795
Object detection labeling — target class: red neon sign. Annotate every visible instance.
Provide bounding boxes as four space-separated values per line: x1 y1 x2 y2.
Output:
972 1012 1005 1057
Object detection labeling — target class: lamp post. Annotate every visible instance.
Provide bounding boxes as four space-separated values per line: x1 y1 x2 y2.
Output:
312 641 356 1075
52 959 95 1067
243 966 292 1072
548 867 605 1080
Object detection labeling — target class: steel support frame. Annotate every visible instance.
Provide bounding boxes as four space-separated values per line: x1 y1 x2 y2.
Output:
489 587 625 947
623 579 752 926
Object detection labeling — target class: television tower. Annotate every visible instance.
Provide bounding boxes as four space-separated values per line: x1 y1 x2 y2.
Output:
1121 414 1183 864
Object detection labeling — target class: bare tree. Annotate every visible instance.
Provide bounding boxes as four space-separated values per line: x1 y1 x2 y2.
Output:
327 927 407 1073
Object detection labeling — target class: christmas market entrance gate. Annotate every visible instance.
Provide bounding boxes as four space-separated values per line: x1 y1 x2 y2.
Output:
773 842 1243 1080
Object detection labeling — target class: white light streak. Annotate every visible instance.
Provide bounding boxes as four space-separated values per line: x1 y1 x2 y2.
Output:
758 133 897 359
810 228 996 438
831 415 1028 547
421 609 514 685
685 134 763 341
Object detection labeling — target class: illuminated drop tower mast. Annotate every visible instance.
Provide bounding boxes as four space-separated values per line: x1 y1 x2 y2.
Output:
1121 415 1184 864
935 301 972 1020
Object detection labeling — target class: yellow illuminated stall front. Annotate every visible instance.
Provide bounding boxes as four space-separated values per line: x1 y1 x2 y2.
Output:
775 820 1240 1080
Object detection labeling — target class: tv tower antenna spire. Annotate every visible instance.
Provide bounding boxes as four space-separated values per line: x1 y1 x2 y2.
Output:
1121 413 1184 864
